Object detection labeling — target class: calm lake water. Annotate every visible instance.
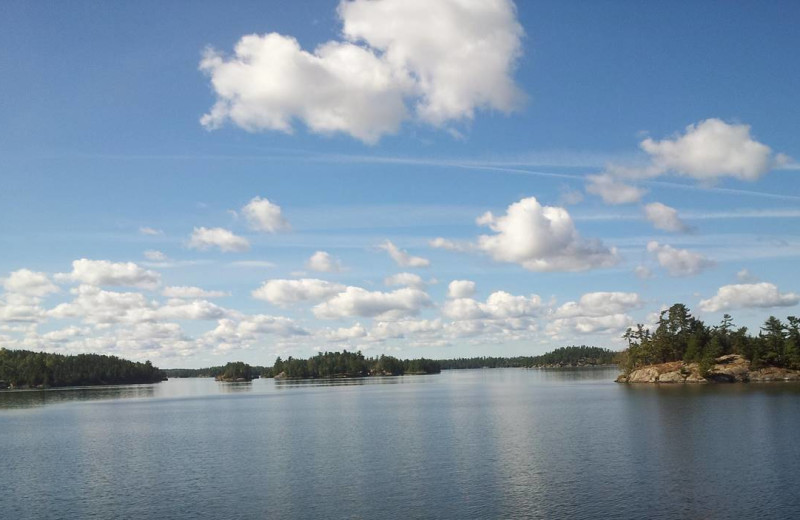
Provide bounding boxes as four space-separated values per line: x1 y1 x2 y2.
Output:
2 368 799 519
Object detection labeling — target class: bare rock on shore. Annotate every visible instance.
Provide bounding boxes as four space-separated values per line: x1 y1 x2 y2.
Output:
616 355 800 384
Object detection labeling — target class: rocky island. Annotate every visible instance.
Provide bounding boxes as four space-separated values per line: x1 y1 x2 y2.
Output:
616 354 800 383
616 304 799 384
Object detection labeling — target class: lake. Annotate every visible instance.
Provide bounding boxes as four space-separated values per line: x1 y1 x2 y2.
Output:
2 368 799 519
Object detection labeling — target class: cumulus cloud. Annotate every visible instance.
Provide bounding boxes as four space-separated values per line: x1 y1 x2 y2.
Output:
647 241 715 277
442 291 541 321
48 285 156 325
306 251 342 273
585 174 647 205
474 197 619 271
699 282 799 312
384 272 426 289
447 280 476 299
586 119 786 206
644 202 688 233
200 0 523 143
313 286 431 320
2 269 59 297
323 323 368 342
379 240 430 268
56 259 160 289
635 266 653 279
162 286 229 299
552 292 641 318
640 119 777 181
252 278 346 306
370 318 443 340
545 291 641 338
242 196 289 233
188 227 250 253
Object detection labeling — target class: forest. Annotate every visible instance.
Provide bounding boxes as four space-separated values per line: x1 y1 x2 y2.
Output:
0 348 166 388
214 361 254 381
266 351 441 378
436 346 618 369
621 303 800 374
164 364 267 378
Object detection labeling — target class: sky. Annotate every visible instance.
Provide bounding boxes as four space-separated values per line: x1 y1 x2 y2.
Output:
1 0 799 368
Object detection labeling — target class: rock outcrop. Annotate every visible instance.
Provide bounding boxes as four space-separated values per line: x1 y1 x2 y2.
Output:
615 355 800 383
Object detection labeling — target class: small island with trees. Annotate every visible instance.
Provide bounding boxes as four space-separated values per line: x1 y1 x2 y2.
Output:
0 348 166 389
616 304 800 383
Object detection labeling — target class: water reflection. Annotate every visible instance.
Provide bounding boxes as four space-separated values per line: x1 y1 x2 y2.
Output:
272 375 426 389
0 384 156 409
216 381 254 393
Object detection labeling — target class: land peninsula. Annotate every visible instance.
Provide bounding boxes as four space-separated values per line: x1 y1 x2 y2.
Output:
0 348 166 389
616 304 800 384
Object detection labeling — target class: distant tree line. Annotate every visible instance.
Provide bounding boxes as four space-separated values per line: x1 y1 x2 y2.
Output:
0 348 166 388
164 365 267 378
435 346 618 369
621 303 800 375
266 351 441 378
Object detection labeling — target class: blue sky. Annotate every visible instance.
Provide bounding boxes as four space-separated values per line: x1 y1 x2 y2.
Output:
1 0 798 367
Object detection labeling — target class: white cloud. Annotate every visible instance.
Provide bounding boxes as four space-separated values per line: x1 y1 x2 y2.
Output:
647 241 715 277
585 174 647 205
699 282 799 312
442 291 541 321
736 269 758 283
313 286 431 320
48 285 156 325
144 250 167 261
323 323 368 342
2 269 59 297
474 197 619 271
139 227 163 236
56 259 160 289
379 240 430 268
188 227 250 253
548 314 633 337
162 286 229 299
242 196 289 233
644 202 688 232
339 0 524 125
552 292 641 318
428 237 474 252
635 265 653 279
640 119 776 181
384 272 426 289
157 299 229 321
546 291 641 338
447 280 476 299
252 278 346 306
306 251 342 273
201 0 523 143
370 318 443 340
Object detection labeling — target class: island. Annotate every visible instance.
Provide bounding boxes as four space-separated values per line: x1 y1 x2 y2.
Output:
615 304 800 383
214 361 255 382
268 351 441 379
0 348 167 389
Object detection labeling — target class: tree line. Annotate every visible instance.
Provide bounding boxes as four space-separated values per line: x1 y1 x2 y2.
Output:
621 303 800 374
267 351 441 378
0 348 166 388
436 346 618 369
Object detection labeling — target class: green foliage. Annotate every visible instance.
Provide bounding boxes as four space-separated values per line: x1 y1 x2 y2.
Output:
0 348 166 388
620 305 800 371
217 361 253 381
262 351 441 379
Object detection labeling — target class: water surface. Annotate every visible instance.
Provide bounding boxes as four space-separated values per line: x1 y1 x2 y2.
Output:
2 369 799 519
